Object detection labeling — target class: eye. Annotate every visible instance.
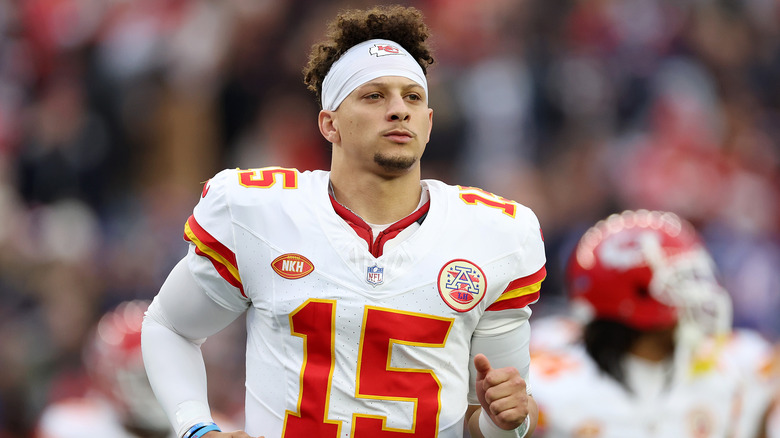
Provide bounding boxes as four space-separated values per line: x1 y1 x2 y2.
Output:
406 93 422 101
365 92 382 100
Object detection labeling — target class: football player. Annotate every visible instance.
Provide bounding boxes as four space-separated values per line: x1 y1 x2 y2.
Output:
35 300 173 438
141 5 546 438
529 209 778 438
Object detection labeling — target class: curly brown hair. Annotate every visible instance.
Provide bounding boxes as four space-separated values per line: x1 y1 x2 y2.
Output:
302 5 434 108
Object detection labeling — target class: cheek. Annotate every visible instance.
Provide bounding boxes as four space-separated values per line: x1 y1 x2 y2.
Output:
418 118 432 142
339 121 356 142
341 115 368 140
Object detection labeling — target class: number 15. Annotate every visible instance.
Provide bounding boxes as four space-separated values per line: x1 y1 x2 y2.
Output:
283 300 454 437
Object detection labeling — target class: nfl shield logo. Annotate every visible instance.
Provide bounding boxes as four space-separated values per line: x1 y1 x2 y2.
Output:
366 264 384 286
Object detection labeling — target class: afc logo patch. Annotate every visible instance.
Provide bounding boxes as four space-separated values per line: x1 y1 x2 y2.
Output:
437 259 486 312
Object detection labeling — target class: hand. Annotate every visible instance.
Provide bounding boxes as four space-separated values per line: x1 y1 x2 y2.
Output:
203 431 261 438
473 353 529 430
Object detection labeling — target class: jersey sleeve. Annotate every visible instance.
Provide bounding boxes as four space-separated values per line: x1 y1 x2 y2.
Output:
468 206 545 404
475 206 546 336
183 169 250 312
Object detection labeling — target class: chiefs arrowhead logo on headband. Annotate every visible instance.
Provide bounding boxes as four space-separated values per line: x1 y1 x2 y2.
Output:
321 38 428 111
369 43 402 56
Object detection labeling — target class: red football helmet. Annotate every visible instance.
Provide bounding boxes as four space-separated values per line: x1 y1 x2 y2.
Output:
565 210 732 336
84 300 170 433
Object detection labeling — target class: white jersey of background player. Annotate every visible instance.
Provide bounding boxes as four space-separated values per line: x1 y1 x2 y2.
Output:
528 210 765 438
141 7 546 438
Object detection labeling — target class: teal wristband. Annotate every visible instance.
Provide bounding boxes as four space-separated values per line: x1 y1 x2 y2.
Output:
183 422 221 438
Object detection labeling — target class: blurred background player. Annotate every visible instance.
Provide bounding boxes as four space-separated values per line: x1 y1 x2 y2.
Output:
528 210 779 438
34 300 174 438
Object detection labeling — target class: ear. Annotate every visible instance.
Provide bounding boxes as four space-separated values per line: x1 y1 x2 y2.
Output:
425 107 433 143
318 110 340 144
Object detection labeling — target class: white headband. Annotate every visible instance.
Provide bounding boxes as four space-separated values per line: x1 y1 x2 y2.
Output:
321 39 428 111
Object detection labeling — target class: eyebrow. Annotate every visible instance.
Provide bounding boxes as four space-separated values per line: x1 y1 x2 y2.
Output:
358 79 425 92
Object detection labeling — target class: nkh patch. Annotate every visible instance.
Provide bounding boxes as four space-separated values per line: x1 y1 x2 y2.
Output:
437 259 486 312
366 264 384 286
271 254 314 279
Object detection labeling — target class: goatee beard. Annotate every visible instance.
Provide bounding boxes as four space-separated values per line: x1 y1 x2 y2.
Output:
374 153 416 171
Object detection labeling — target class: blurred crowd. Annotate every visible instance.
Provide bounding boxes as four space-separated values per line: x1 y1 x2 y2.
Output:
0 0 778 436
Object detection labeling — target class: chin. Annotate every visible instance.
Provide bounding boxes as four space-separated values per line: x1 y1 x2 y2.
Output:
373 153 418 172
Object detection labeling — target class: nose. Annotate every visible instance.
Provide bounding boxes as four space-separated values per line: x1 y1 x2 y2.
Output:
387 95 410 122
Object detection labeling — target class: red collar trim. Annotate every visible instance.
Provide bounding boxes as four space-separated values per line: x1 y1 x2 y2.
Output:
329 194 430 258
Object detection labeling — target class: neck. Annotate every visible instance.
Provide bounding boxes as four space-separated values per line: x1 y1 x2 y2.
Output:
628 327 676 362
329 170 422 224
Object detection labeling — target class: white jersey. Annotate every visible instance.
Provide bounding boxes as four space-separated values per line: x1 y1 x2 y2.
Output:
528 313 583 353
530 339 743 438
182 167 546 438
720 329 778 438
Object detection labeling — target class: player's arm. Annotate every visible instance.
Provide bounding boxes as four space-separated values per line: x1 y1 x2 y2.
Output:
466 318 538 438
142 258 254 438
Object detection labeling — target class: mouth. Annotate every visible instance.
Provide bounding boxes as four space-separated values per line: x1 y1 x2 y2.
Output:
383 129 414 143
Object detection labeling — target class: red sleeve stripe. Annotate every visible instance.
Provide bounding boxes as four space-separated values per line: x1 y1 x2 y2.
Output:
486 266 546 312
183 215 245 297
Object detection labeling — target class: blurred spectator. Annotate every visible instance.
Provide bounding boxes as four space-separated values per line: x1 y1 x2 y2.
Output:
17 71 112 208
